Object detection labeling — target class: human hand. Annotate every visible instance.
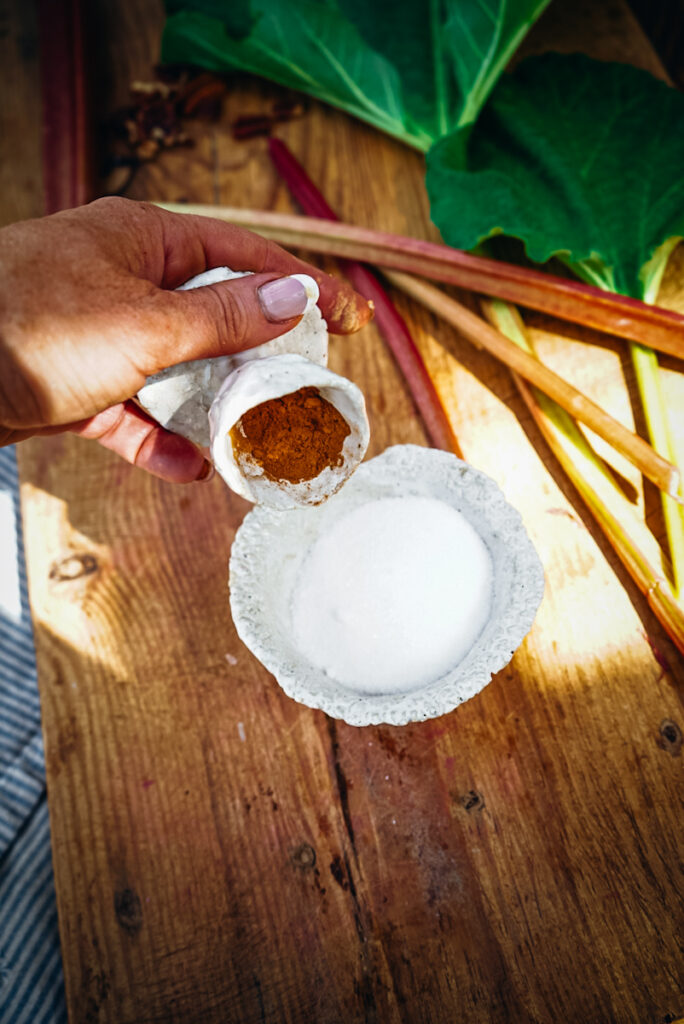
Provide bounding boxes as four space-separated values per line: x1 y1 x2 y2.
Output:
0 197 372 482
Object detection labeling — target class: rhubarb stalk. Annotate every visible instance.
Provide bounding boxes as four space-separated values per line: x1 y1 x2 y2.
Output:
564 249 684 598
266 137 461 456
482 298 684 654
629 330 684 598
156 203 684 361
383 270 680 500
38 0 94 212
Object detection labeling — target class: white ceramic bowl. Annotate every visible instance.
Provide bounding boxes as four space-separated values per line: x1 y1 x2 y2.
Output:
229 445 545 726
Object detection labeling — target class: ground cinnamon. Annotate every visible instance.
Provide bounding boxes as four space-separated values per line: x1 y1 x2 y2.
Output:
230 386 351 484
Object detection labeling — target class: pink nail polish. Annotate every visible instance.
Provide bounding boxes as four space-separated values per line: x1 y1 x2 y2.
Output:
258 277 308 322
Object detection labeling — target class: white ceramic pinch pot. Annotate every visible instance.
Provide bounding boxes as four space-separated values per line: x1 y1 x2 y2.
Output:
209 353 370 509
229 445 545 726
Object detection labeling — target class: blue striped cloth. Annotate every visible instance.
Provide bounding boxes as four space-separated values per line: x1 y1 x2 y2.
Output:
0 447 67 1024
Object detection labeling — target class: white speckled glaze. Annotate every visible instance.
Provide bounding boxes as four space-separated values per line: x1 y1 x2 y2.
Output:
229 445 545 726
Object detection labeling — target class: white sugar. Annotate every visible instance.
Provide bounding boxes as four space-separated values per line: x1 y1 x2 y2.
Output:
291 496 493 694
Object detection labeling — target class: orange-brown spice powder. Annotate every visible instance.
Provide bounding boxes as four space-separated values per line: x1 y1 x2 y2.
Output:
230 386 351 484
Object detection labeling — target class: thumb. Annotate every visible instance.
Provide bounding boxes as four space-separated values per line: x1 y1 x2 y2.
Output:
155 271 315 366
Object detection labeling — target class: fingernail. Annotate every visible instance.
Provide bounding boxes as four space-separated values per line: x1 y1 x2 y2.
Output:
258 276 309 322
196 459 215 482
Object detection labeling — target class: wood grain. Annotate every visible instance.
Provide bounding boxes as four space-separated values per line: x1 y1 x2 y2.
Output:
11 1 684 1022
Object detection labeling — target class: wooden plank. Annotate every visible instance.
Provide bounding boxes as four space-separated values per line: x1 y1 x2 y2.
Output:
13 1 684 1022
0 0 44 225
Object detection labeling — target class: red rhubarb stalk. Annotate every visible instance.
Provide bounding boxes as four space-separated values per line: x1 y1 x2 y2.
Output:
267 137 461 455
159 203 684 361
38 0 94 213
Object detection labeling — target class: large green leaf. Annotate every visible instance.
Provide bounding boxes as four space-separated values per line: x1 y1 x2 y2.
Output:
163 1 433 151
426 54 684 299
332 0 455 138
442 0 551 127
162 0 552 150
334 0 549 136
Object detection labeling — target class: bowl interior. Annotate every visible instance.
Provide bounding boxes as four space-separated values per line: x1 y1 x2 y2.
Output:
229 445 544 725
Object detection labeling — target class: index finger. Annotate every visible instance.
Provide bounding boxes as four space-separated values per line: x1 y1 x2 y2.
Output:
152 205 373 335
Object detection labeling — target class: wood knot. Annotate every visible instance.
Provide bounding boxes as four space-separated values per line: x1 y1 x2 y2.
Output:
114 888 143 936
49 553 98 581
461 789 485 813
291 843 316 870
657 719 682 757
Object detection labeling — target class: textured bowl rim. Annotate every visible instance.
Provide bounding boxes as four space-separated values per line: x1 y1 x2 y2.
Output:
229 445 545 726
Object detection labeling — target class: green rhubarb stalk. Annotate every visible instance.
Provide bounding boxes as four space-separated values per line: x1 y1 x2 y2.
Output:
564 251 684 599
629 343 684 596
638 249 684 599
482 297 684 653
483 298 634 494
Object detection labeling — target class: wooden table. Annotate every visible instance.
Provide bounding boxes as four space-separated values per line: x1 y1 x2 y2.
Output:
5 1 684 1021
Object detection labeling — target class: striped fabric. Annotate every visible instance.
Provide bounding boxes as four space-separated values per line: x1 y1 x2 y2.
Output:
0 447 67 1024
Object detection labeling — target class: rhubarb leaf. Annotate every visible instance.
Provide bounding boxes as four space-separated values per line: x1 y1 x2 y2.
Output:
426 54 684 300
165 0 254 38
427 53 684 600
162 0 552 149
163 1 433 151
334 0 551 136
